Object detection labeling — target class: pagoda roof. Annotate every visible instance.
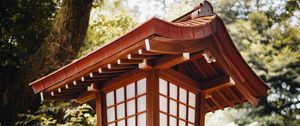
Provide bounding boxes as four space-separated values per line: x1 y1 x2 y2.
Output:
30 1 269 112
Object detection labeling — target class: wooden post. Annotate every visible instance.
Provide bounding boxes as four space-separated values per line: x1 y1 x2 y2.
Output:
198 93 206 126
96 94 102 126
95 92 103 126
146 70 160 126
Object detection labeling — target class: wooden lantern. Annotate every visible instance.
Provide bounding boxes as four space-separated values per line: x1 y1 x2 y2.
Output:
30 1 269 126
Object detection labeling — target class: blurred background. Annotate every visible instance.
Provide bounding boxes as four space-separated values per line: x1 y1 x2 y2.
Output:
0 0 299 125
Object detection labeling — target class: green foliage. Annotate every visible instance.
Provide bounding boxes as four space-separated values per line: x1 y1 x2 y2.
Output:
16 102 96 126
213 0 300 125
78 0 137 57
0 0 57 124
166 0 300 125
15 0 136 125
63 104 96 126
0 0 56 86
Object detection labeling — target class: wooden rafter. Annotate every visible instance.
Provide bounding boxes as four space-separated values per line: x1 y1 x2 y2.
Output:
209 96 223 110
107 63 137 70
160 68 236 93
159 68 201 92
117 59 143 65
208 39 257 106
144 38 210 54
139 53 190 70
138 49 160 55
75 83 99 104
40 92 78 101
215 91 234 107
127 54 157 60
201 76 235 93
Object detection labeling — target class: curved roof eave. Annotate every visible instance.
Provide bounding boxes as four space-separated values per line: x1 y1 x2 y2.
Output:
30 15 269 99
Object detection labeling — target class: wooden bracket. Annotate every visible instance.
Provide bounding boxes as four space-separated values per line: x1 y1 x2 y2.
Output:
139 53 190 70
202 50 216 63
75 83 99 104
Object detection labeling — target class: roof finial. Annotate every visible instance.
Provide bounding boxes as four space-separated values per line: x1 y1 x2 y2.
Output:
191 0 214 19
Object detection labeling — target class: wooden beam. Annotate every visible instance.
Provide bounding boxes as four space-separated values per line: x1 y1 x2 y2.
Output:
98 68 130 74
80 76 110 83
153 53 189 70
215 91 234 108
138 59 153 70
198 93 206 126
87 83 98 93
40 92 78 101
159 68 201 92
205 101 214 113
90 72 119 78
75 91 95 104
209 96 223 110
117 59 143 65
57 87 84 93
138 51 190 71
138 49 160 55
208 39 257 106
144 38 210 54
225 87 243 104
101 69 145 93
75 83 100 104
146 70 160 126
201 76 235 93
107 63 137 70
73 83 102 125
127 54 157 60
96 91 103 126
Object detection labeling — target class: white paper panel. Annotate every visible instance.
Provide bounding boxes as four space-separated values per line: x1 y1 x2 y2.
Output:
138 113 146 126
169 99 177 116
106 91 115 106
179 104 187 119
179 120 186 126
126 83 135 99
116 87 125 103
188 107 195 123
169 117 177 126
117 120 125 126
159 96 168 112
169 83 178 99
126 100 135 116
137 96 146 112
160 113 167 126
107 107 115 123
117 103 125 119
127 116 136 126
179 88 187 103
137 78 146 95
159 78 168 95
189 92 196 107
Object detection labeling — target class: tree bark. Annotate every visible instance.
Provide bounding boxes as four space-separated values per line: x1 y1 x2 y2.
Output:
0 0 93 125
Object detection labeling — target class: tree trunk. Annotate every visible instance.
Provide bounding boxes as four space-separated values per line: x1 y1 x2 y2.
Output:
0 0 93 125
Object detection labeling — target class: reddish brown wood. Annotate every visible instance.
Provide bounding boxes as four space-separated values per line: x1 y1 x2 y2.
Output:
200 76 235 93
101 69 145 93
139 53 190 70
159 68 201 93
95 91 103 126
145 38 210 54
146 70 160 126
117 59 143 65
208 39 257 106
29 2 270 126
199 93 206 126
215 91 234 107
